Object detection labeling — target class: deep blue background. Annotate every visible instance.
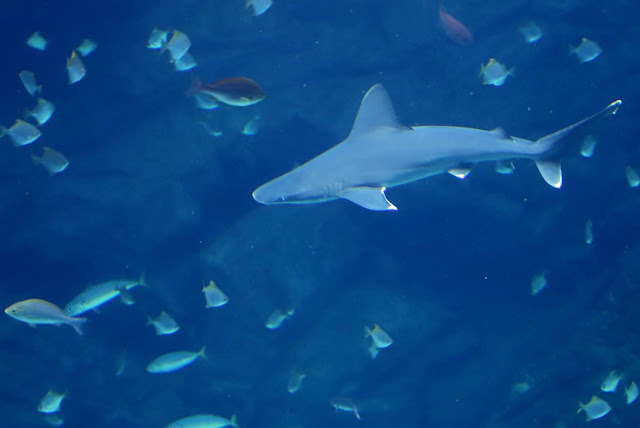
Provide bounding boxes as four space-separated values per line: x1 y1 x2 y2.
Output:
0 0 638 427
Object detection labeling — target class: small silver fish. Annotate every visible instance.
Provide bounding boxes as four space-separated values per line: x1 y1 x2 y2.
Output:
625 381 638 405
530 272 547 295
188 76 266 107
625 166 640 188
1 119 41 147
580 135 597 158
146 346 206 373
577 395 611 421
32 147 69 175
38 390 66 414
26 32 48 51
19 70 41 96
203 280 229 308
76 39 97 57
5 298 87 335
241 116 261 136
114 353 127 376
585 219 593 245
601 370 622 392
511 380 532 396
571 38 602 63
174 52 197 71
162 29 191 62
247 0 273 16
287 370 307 394
66 50 86 84
518 22 542 44
331 397 360 420
64 274 146 316
147 311 180 335
479 59 514 86
147 28 168 49
26 98 55 126
198 121 223 137
365 323 393 349
265 308 294 329
495 160 515 175
166 414 238 428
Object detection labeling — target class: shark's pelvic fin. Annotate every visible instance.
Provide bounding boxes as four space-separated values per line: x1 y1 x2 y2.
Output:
338 186 397 211
348 84 412 138
534 160 562 188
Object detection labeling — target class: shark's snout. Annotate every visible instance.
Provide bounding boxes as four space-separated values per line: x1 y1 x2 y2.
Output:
252 185 276 205
252 187 267 205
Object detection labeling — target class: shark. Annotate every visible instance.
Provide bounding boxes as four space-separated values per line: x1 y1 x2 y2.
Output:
252 84 621 211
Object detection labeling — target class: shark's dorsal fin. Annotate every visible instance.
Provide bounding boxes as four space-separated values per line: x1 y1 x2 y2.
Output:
348 84 411 138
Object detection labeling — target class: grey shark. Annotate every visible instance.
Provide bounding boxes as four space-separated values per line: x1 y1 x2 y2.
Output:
253 84 621 211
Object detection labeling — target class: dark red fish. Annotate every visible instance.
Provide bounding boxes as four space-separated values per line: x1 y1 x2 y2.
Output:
439 8 473 46
187 75 265 107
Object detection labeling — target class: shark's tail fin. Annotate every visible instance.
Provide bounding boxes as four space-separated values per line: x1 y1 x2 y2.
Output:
534 99 621 188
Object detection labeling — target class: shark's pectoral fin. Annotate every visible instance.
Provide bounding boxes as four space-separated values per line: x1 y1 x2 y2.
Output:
338 187 397 211
535 160 562 188
448 163 474 179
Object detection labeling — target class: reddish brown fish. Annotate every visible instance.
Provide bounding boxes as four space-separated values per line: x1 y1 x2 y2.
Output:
439 6 473 46
187 75 265 107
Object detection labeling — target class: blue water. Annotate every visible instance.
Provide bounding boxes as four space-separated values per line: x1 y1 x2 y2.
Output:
1 0 638 426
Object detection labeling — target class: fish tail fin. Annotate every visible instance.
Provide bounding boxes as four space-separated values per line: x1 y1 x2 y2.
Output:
70 317 87 336
146 315 153 326
577 402 584 414
31 153 41 166
138 272 148 287
0 126 7 139
186 73 203 95
199 345 207 360
508 67 516 78
533 99 621 188
230 414 239 428
364 326 371 338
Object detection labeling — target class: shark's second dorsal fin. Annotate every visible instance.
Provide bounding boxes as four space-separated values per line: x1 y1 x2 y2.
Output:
491 127 515 142
348 84 411 138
